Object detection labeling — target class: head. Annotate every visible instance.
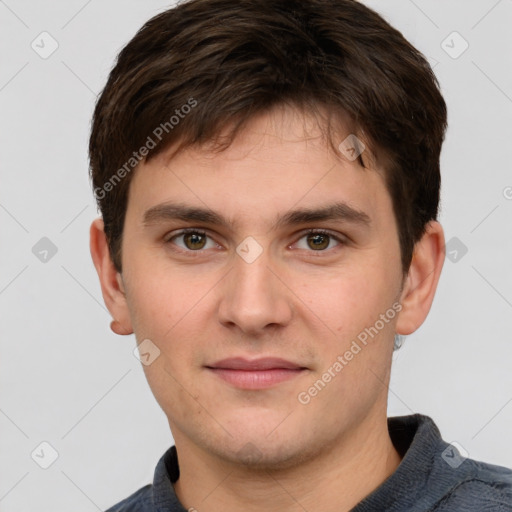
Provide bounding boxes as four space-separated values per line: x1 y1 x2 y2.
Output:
90 0 446 470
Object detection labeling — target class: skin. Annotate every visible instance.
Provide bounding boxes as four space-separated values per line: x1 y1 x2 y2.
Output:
91 105 445 512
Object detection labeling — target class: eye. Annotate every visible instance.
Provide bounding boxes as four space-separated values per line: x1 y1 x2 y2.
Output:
293 230 343 251
166 229 218 251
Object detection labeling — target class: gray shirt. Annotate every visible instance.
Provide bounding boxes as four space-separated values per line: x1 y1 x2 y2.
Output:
105 413 512 511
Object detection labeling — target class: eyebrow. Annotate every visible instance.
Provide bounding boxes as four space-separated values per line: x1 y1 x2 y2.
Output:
142 201 371 229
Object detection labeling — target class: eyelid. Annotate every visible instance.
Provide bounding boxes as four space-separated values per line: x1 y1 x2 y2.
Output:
164 227 209 242
302 227 345 238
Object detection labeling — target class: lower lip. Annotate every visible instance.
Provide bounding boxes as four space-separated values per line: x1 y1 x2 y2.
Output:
207 368 305 389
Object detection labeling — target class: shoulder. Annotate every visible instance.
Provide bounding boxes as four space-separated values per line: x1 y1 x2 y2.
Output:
429 454 512 511
103 445 182 511
385 414 512 511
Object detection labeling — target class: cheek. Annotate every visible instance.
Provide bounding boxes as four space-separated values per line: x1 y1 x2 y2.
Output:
300 270 398 413
127 272 209 414
123 262 219 380
300 266 400 360
300 269 386 327
123 256 202 337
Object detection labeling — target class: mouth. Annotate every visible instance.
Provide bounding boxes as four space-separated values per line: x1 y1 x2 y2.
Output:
205 357 308 390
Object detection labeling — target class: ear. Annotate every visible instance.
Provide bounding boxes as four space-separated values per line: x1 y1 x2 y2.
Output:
395 220 445 336
90 218 133 336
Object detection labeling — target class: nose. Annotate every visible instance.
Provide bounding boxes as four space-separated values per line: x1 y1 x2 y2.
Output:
217 249 294 336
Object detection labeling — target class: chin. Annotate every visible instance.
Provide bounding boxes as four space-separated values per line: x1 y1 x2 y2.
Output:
204 430 321 472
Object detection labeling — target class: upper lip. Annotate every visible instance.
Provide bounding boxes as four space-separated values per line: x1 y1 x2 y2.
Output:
206 357 305 371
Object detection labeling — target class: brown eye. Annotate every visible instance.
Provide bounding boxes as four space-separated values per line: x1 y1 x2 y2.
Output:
293 230 343 252
167 230 215 251
183 232 207 250
306 232 330 250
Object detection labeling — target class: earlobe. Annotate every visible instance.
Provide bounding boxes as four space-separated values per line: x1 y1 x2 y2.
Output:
110 319 133 335
395 221 445 336
90 218 134 336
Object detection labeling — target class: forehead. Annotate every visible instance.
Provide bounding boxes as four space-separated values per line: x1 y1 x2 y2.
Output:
162 104 377 168
126 106 392 229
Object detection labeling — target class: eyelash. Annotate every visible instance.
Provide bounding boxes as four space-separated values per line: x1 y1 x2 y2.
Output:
164 228 347 255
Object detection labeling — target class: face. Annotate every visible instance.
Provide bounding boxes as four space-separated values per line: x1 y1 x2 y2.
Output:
118 107 405 469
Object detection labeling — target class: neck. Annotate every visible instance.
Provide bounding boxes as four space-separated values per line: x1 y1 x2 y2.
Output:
172 409 402 512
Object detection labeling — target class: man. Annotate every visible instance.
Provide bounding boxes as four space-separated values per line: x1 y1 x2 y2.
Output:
89 0 512 510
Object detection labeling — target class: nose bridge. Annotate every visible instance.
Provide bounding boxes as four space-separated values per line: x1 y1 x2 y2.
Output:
217 246 293 334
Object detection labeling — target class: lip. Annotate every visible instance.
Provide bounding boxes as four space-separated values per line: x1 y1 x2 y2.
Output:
206 357 307 390
208 357 304 371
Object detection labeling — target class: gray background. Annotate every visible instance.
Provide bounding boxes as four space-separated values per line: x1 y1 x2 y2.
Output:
1 0 511 510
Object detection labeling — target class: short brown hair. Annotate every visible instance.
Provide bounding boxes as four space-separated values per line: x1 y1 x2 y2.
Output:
89 0 447 272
